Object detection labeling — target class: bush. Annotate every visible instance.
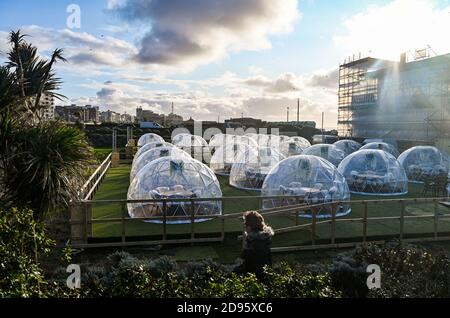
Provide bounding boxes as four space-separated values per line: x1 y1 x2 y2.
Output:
0 208 55 297
315 242 450 298
2 121 94 219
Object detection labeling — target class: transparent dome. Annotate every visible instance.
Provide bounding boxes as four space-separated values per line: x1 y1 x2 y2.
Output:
361 142 400 157
252 134 270 147
209 134 257 150
261 155 350 217
230 147 285 190
172 133 209 159
127 157 222 223
398 146 448 183
210 142 253 176
302 144 345 166
279 140 307 157
209 133 229 149
289 136 311 149
338 149 408 195
137 133 165 147
172 133 208 147
334 140 362 157
134 142 176 164
130 146 191 182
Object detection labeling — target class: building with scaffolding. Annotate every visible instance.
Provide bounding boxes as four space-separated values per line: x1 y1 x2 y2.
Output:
338 50 450 144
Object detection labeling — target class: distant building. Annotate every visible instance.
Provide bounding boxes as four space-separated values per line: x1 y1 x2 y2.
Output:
136 107 165 125
338 50 450 142
55 104 99 123
84 105 100 123
120 113 135 124
100 110 121 123
38 93 55 121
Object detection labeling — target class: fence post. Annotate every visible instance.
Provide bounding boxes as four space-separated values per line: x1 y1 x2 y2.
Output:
190 200 195 241
121 202 126 243
84 202 89 243
400 201 405 240
331 203 336 245
162 199 167 241
295 196 300 226
363 202 368 244
69 202 87 246
220 198 226 243
434 200 439 239
311 208 316 246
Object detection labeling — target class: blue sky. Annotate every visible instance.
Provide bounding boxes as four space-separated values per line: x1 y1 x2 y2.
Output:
1 0 449 128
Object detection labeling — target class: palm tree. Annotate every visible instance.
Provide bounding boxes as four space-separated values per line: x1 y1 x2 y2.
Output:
33 48 67 120
0 30 94 219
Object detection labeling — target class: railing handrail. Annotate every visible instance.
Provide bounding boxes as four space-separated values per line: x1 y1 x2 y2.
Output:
71 196 450 224
77 195 450 206
80 153 112 193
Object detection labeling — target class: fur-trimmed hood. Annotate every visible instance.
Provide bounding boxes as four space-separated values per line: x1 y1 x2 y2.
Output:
245 226 274 242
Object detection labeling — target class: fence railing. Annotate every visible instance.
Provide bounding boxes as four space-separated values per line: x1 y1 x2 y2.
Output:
78 153 112 201
69 195 450 250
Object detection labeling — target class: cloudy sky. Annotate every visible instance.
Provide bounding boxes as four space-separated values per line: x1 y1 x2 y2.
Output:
1 0 449 128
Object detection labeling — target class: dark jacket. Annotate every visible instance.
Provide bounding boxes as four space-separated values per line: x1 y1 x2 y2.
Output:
241 226 274 279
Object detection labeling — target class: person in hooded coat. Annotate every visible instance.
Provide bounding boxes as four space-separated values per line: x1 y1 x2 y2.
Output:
238 211 274 280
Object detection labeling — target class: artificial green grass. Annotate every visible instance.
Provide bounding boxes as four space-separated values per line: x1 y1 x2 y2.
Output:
91 163 450 249
88 163 450 263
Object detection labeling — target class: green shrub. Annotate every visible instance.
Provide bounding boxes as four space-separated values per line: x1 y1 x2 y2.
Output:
0 207 55 297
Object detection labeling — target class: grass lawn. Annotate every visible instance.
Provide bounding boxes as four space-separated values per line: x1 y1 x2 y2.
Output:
90 163 450 263
93 147 113 162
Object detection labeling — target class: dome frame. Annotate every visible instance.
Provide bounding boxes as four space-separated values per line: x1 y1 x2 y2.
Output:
338 149 408 196
229 147 285 191
261 155 351 218
127 157 222 224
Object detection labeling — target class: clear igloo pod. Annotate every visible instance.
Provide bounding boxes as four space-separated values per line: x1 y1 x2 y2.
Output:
361 142 400 158
137 133 165 147
398 146 448 183
334 140 362 157
246 134 269 147
209 133 229 150
210 142 253 176
127 157 222 223
289 136 311 149
278 140 304 157
172 133 208 147
230 147 286 190
172 133 209 158
209 134 257 151
130 146 191 182
134 142 176 164
302 144 345 166
261 155 351 217
338 149 408 195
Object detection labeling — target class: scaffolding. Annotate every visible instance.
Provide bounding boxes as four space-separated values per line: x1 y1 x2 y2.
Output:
337 53 450 142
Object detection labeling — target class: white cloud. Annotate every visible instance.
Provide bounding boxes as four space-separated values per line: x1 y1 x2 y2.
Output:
111 0 301 70
334 0 450 61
